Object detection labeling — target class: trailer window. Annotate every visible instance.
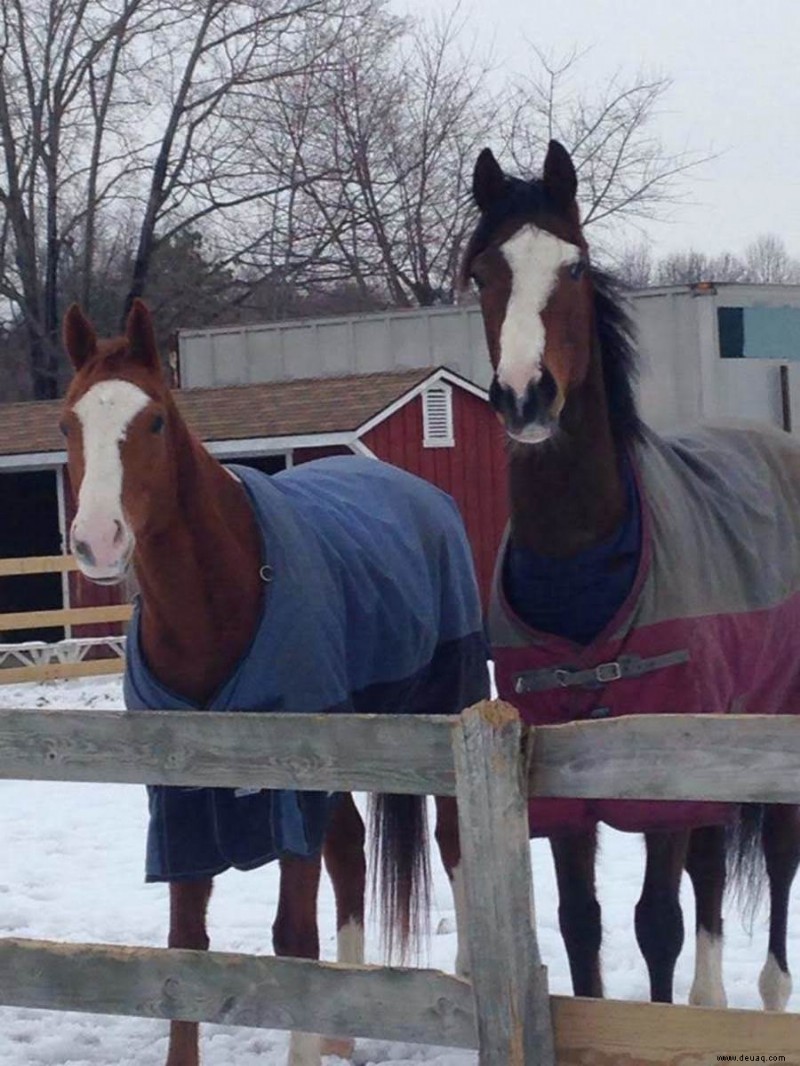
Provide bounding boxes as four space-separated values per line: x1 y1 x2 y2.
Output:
719 306 800 360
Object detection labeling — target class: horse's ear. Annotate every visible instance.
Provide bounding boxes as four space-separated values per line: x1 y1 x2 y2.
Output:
125 299 161 374
472 148 506 212
543 140 577 210
63 304 97 371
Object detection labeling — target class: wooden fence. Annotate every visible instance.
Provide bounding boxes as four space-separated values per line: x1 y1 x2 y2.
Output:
0 554 130 684
0 703 798 1064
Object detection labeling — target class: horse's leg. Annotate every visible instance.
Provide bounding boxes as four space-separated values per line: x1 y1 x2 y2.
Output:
320 793 366 1059
686 825 728 1007
434 795 470 978
550 828 603 997
759 804 800 1011
274 854 323 1066
165 878 213 1066
635 829 690 1003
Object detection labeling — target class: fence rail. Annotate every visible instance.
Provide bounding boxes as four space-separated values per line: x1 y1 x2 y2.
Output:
2 706 800 803
0 553 129 684
0 553 78 577
1 702 799 1065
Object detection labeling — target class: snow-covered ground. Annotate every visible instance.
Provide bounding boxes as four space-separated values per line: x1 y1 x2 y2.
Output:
0 676 796 1065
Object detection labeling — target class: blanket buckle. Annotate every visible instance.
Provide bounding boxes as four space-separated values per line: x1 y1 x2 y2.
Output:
594 661 622 683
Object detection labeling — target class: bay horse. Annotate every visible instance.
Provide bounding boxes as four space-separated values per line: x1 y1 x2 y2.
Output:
60 301 489 1065
461 141 800 1009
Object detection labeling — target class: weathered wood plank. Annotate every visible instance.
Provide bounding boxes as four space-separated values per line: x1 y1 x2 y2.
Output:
0 658 124 686
551 994 800 1065
0 708 459 795
3 703 800 803
0 554 78 577
0 603 132 631
453 700 555 1066
529 712 800 804
0 937 477 1049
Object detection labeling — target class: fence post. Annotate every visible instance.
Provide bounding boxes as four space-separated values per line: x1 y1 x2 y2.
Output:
452 700 554 1066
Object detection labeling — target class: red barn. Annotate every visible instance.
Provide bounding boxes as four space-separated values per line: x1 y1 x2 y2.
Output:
0 367 507 644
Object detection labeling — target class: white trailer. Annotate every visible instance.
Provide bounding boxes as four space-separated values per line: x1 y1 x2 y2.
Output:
178 282 800 434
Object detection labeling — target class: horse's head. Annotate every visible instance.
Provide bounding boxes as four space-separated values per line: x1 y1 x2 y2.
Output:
61 301 176 585
461 140 593 445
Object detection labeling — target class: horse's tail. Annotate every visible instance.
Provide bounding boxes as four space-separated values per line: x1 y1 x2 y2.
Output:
369 794 431 963
726 803 766 930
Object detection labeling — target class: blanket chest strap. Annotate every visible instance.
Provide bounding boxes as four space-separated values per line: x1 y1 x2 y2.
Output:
513 648 690 694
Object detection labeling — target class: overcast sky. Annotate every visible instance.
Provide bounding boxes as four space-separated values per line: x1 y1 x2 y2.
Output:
397 0 800 259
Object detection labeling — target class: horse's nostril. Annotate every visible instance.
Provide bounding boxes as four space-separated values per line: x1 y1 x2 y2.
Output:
73 538 95 566
113 520 124 546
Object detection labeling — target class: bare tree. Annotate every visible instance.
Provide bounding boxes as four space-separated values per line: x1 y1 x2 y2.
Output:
614 236 800 288
0 0 363 397
0 0 162 396
255 30 712 308
654 249 748 285
506 48 709 240
256 3 498 306
613 241 655 288
744 234 800 284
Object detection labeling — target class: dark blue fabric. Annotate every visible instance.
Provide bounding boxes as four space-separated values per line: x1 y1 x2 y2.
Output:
503 458 641 645
124 456 490 881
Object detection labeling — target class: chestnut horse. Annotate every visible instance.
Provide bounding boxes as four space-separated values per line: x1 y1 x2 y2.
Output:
60 301 489 1065
461 141 800 1009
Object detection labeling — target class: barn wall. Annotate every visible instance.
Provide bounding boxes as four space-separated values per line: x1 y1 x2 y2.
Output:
362 389 507 609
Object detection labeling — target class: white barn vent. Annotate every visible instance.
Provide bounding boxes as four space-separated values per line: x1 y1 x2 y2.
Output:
422 384 454 448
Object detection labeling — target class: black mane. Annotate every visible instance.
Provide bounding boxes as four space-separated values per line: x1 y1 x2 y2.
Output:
460 176 642 445
590 268 643 444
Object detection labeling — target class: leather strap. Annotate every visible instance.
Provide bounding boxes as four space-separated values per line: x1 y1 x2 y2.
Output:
513 649 690 694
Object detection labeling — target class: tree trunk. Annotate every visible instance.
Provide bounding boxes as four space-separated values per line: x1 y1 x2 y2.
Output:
29 331 62 400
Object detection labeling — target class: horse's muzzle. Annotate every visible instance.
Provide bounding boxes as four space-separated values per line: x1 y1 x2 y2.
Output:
489 372 559 444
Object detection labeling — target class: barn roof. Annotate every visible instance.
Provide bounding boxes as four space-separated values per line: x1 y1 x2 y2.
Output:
0 368 453 459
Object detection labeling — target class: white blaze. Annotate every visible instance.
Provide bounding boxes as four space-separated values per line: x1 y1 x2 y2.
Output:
74 380 149 519
498 224 580 401
71 380 149 571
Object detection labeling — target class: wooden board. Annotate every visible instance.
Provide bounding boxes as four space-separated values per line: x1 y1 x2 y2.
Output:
0 554 78 577
0 937 477 1050
0 707 459 795
0 938 795 1064
0 603 132 631
0 658 124 686
529 711 800 804
453 701 554 1065
0 703 799 804
551 995 800 1066
0 703 797 804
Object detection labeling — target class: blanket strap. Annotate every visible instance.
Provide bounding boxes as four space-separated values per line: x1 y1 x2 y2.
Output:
513 649 689 694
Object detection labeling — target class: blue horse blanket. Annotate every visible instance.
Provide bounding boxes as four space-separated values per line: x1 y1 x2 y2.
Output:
125 456 489 881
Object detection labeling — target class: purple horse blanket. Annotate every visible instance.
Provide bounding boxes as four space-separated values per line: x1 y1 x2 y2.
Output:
490 422 800 835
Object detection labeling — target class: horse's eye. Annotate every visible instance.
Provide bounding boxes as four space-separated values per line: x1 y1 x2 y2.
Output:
569 259 587 280
151 414 165 434
59 420 69 438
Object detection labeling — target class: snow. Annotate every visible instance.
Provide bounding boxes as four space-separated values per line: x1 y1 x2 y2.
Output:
0 676 797 1064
